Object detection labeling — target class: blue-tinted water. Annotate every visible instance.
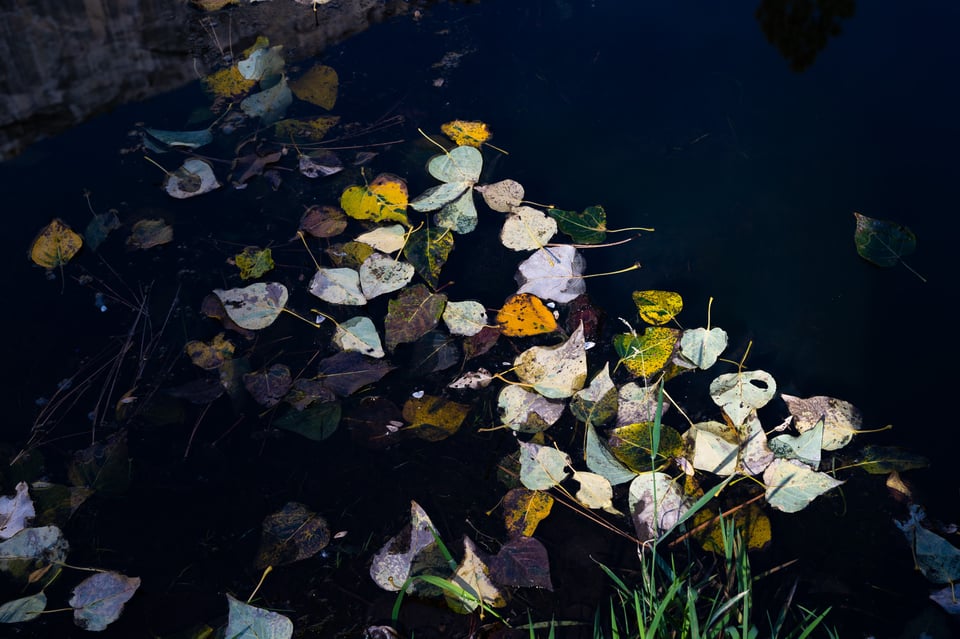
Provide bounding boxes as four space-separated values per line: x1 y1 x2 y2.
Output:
2 1 959 637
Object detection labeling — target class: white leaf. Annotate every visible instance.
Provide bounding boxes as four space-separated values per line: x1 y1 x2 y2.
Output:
515 245 586 303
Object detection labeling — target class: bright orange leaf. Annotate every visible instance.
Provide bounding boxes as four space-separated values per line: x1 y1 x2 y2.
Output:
30 218 83 270
441 120 492 148
340 173 410 226
495 293 557 337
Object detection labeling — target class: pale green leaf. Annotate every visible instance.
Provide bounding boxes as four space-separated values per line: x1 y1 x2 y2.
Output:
709 370 776 426
679 327 728 369
514 323 587 398
309 267 366 306
359 253 415 300
518 441 571 490
763 458 843 513
333 316 384 358
225 594 293 639
442 300 488 337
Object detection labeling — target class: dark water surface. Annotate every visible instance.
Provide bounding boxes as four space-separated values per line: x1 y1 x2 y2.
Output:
2 1 959 637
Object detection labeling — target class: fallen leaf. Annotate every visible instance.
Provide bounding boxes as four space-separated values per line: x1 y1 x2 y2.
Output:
441 120 492 147
447 536 507 613
515 245 586 303
632 290 683 326
225 595 292 639
411 146 483 234
569 364 617 428
341 173 410 226
127 219 173 249
241 76 292 124
402 395 471 441
546 205 607 244
518 441 571 490
572 471 622 515
309 267 366 306
780 394 861 451
514 323 588 398
255 502 330 569
300 205 347 238
502 488 554 537
333 316 385 358
709 370 777 426
628 472 687 542
606 421 684 473
384 284 447 351
184 332 235 370
290 64 338 110
0 592 47 623
356 224 406 253
498 385 565 432
475 179 523 212
500 206 558 251
163 158 221 199
585 422 637 486
442 300 489 336
0 482 34 541
69 571 140 631
614 327 680 379
213 282 288 330
853 211 917 268
243 364 293 407
234 246 275 280
488 535 553 591
763 458 843 513
679 326 728 369
30 219 82 270
370 501 447 593
495 293 557 337
316 351 395 397
403 226 454 288
359 253 416 300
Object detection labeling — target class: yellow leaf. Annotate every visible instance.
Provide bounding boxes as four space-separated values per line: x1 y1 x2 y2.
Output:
274 116 340 141
633 290 683 325
184 333 235 370
234 246 275 280
290 65 339 110
402 395 471 441
441 120 492 148
202 66 256 99
614 327 680 379
495 293 557 337
325 241 375 269
30 218 83 270
692 503 772 553
340 173 409 226
192 0 237 10
502 488 554 537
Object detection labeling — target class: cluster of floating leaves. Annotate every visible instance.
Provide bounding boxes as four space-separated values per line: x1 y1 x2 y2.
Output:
20 32 932 630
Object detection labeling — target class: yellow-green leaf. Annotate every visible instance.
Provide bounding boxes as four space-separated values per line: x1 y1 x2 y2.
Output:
234 246 275 280
30 218 83 270
402 395 470 441
502 488 553 537
184 333 235 370
606 421 684 473
614 327 680 379
632 290 683 325
340 173 409 226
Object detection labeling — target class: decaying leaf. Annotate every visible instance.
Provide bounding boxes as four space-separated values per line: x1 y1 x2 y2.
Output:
447 536 507 613
127 219 173 250
0 482 34 541
213 282 289 330
502 488 554 537
614 327 680 380
370 501 448 593
309 267 366 306
184 332 235 370
628 472 688 542
255 502 330 569
234 246 275 280
496 293 557 337
514 324 588 398
488 535 553 591
763 458 843 513
163 158 221 199
384 284 447 351
300 205 348 238
475 179 523 212
780 394 861 451
518 441 571 490
30 219 83 271
515 245 586 303
241 76 293 124
498 385 565 433
633 290 683 325
341 173 410 226
402 395 470 441
709 370 776 426
359 253 416 300
316 351 395 397
225 595 293 639
403 226 454 288
853 211 917 269
606 421 684 473
333 316 384 358
69 571 140 631
500 206 558 251
570 364 617 428
442 300 488 337
243 364 293 407
441 120 492 147
290 64 338 110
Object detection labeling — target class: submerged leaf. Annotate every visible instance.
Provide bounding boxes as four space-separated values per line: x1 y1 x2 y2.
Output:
290 64 338 110
255 502 330 569
370 501 447 593
127 219 173 249
184 332 235 371
300 204 347 238
164 158 221 199
316 351 395 397
546 205 607 244
359 253 415 300
853 211 917 268
402 395 470 441
488 536 553 591
403 226 454 288
243 364 293 407
384 284 447 351
0 482 34 541
0 592 47 623
241 76 293 124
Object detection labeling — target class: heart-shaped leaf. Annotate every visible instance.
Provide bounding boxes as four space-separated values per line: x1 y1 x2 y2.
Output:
359 253 415 300
763 458 843 513
632 290 683 326
709 370 776 426
515 245 586 303
69 571 140 631
442 300 488 336
514 324 587 398
341 173 409 226
384 284 447 351
30 219 83 270
518 441 571 490
225 595 293 639
679 327 728 369
214 282 288 330
500 206 558 251
309 267 366 306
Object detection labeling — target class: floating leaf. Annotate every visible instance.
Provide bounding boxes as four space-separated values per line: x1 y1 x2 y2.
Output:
237 43 284 81
585 422 637 486
632 290 683 326
737 412 775 476
69 571 140 631
442 300 488 336
384 284 447 351
514 324 587 398
370 501 447 593
290 64 338 110
570 364 617 428
241 76 293 124
606 421 684 473
184 332 234 370
333 316 384 358
679 327 728 369
232 149 284 186
411 146 483 234
518 441 571 490
502 488 554 537
234 246 275 280
202 65 255 98
300 205 347 238
769 418 823 469
628 472 687 542
359 253 415 300
448 537 507 613
143 127 213 150
326 241 374 268
0 592 47 623
403 226 454 288
0 482 34 541
402 395 470 441
309 267 366 306
572 471 622 515
498 385 565 433
614 327 680 379
341 173 410 226
316 351 395 397
780 394 861 451
709 370 776 426
763 458 843 513
515 245 586 303
294 146 343 176
127 218 173 249
243 364 293 407
500 206 558 251
30 219 82 270
225 595 293 639
495 293 557 337
441 120 492 147
853 211 917 268
546 205 607 244
448 368 495 390
214 282 288 330
255 502 330 569
0 526 68 578
356 224 406 253
687 421 740 476
488 535 553 591
617 382 666 426
463 326 501 362
164 158 221 199
475 179 523 212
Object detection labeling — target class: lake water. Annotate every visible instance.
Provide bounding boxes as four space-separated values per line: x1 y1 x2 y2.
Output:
2 1 959 637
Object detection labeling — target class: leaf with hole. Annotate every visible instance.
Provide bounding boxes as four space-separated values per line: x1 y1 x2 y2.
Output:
164 158 221 199
709 369 776 426
442 300 488 337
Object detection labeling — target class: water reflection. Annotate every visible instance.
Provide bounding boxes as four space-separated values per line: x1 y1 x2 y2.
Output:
0 0 414 160
755 0 856 71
